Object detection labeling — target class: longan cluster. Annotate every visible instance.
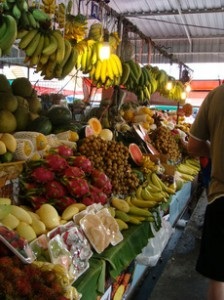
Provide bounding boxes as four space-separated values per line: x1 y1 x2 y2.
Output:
150 126 182 163
78 136 140 195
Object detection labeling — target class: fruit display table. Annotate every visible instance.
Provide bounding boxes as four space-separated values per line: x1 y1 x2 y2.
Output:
74 180 195 300
74 222 153 300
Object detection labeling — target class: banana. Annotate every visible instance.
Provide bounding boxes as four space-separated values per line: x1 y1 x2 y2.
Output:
115 210 130 222
90 42 98 65
29 33 45 66
128 206 151 217
60 46 78 78
32 8 50 22
140 186 154 201
54 39 72 78
0 15 17 53
27 11 38 29
120 62 131 86
115 218 129 231
100 59 107 83
135 185 144 200
111 197 130 213
24 31 41 57
51 29 65 64
0 19 7 38
12 3 22 20
109 54 120 77
128 216 142 225
16 28 29 39
80 45 88 72
41 32 57 57
131 197 158 209
94 59 102 81
18 28 38 50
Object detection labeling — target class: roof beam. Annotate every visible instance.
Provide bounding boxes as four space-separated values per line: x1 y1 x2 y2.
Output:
122 7 224 18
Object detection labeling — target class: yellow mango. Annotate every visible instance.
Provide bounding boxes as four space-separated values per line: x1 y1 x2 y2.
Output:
10 205 32 224
1 213 20 229
0 133 17 152
16 221 37 242
61 204 79 221
36 204 60 229
30 218 46 236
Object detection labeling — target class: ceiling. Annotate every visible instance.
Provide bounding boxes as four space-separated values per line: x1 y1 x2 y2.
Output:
1 0 224 73
100 0 224 67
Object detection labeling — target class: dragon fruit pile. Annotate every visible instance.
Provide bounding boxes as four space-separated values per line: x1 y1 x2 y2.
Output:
19 145 112 213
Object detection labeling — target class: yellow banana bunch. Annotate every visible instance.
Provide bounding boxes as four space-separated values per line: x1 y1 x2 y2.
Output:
41 0 57 14
90 51 123 89
64 14 88 42
55 2 66 28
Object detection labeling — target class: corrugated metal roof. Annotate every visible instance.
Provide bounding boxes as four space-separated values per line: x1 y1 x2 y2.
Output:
1 0 224 69
104 0 224 65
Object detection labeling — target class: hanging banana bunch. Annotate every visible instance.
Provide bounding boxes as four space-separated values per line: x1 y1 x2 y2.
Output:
55 1 88 43
41 0 57 15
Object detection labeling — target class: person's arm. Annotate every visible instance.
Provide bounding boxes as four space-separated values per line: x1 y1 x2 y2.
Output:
187 135 210 158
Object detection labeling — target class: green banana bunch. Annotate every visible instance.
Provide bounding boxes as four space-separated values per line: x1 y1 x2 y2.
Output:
0 14 17 56
88 22 104 42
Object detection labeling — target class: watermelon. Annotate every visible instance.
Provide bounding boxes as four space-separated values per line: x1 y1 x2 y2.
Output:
46 105 72 126
128 143 143 166
26 116 53 135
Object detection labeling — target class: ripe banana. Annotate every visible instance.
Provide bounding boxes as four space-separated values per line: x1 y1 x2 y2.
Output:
115 210 130 222
19 29 38 50
29 33 45 66
42 32 58 56
115 218 129 231
60 46 78 79
140 186 154 201
51 29 65 64
128 206 151 217
111 197 130 213
24 31 41 57
131 197 158 209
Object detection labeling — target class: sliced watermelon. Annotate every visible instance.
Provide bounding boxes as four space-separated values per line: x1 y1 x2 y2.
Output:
129 143 143 166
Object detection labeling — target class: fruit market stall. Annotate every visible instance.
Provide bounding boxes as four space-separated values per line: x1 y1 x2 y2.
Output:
0 0 202 298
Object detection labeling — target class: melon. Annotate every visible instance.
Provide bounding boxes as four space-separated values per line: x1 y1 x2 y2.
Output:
99 128 113 141
0 92 18 112
0 74 11 92
128 143 143 166
11 77 33 98
28 97 42 113
0 110 17 133
27 116 53 135
46 105 72 126
14 107 30 130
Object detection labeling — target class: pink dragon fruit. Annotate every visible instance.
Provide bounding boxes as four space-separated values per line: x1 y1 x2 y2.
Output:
90 169 112 195
46 180 67 199
54 145 74 157
45 154 68 172
86 185 108 205
71 155 93 173
31 167 54 183
66 178 89 198
81 197 95 206
62 166 85 179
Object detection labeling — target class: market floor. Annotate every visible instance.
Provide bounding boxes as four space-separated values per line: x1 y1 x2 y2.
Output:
128 188 209 300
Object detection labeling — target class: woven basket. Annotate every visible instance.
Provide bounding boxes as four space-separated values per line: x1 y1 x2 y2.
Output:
0 161 24 189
